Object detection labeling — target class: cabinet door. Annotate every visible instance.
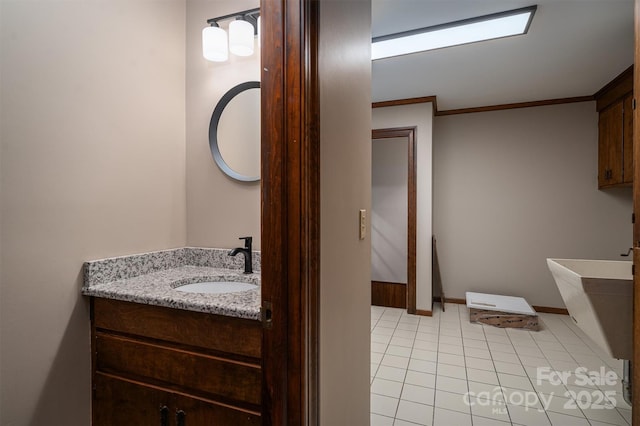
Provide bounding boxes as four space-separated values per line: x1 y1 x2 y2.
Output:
94 373 171 426
171 392 261 426
623 94 634 184
598 101 624 187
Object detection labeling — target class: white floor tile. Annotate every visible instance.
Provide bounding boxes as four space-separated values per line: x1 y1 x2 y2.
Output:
391 336 415 348
371 413 395 426
472 415 511 425
438 335 463 345
491 351 521 364
409 359 437 374
498 373 534 391
437 363 467 380
580 404 629 425
463 338 488 348
438 343 464 355
372 377 404 398
395 400 433 426
387 345 413 358
507 403 551 426
372 341 389 353
433 407 472 426
437 353 465 367
371 393 400 417
435 375 468 395
401 383 435 406
546 411 590 426
411 348 437 362
465 356 494 371
469 397 510 422
467 368 500 385
382 354 410 369
393 418 424 426
401 370 434 389
494 360 527 376
439 327 462 338
434 390 471 414
377 365 407 383
369 306 611 426
394 329 417 339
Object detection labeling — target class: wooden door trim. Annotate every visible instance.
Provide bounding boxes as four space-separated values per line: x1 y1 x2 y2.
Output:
633 2 640 423
261 0 319 424
372 127 418 314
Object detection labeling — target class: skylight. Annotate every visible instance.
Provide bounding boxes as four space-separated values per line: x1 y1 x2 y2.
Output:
371 5 537 61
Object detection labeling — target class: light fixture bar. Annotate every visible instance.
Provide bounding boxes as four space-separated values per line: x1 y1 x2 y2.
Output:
372 5 537 61
207 8 260 35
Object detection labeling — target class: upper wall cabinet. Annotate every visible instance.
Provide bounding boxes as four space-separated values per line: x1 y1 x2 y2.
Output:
595 65 634 189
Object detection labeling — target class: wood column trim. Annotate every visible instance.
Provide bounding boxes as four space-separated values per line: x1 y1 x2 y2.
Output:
260 0 319 424
633 3 640 423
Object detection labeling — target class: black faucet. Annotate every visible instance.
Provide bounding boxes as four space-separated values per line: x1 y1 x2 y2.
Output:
229 236 253 274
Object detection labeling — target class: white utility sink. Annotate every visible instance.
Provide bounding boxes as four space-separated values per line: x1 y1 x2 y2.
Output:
547 258 632 360
175 281 258 294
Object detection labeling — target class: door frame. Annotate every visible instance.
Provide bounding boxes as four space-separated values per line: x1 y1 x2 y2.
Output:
371 127 418 314
260 0 319 424
633 1 639 422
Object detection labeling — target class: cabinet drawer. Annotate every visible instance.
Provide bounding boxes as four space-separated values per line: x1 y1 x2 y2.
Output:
93 298 261 359
96 333 261 406
94 373 260 426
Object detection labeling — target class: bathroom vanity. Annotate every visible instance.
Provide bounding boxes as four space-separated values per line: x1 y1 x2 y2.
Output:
83 248 262 426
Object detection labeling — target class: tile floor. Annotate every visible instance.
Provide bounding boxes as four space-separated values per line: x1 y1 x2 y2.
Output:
370 303 632 426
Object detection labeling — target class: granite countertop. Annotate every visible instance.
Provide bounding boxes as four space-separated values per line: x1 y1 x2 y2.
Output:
82 247 261 320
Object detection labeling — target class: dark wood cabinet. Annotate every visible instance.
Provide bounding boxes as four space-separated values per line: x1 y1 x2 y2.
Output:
595 65 634 188
91 298 262 426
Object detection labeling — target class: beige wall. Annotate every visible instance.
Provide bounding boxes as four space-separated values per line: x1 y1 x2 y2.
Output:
0 1 186 424
433 102 633 308
186 0 261 250
319 0 372 424
373 103 434 312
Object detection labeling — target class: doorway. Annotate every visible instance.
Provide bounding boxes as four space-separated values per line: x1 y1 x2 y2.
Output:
371 127 417 314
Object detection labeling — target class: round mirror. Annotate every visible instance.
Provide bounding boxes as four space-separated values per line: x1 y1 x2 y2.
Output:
209 81 260 182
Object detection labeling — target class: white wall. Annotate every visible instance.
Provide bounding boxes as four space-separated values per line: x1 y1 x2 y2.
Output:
319 0 372 423
0 1 187 424
186 0 261 250
372 103 434 312
372 137 408 283
433 102 633 308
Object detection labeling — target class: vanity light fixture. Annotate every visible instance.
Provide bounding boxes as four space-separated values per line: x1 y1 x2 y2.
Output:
203 8 260 62
372 5 537 60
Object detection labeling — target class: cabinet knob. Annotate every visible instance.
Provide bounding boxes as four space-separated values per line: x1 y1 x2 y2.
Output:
176 409 186 426
159 406 169 426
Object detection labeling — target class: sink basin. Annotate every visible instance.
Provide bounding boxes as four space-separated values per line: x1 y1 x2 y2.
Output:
175 281 258 294
547 258 632 360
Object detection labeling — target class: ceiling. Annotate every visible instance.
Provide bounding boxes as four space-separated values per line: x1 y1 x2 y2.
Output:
371 0 634 111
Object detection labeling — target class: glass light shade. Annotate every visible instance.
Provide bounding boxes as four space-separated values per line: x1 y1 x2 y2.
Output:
229 19 254 57
202 26 228 62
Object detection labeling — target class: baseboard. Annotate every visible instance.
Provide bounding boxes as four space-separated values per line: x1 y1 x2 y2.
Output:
372 281 407 309
433 297 569 315
415 309 432 317
532 305 569 315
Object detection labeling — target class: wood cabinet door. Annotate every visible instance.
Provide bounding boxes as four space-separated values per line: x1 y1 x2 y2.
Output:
171 392 261 426
624 93 634 184
599 101 624 187
93 373 170 426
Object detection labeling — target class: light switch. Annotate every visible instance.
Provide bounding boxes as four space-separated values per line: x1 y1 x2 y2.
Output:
359 209 366 240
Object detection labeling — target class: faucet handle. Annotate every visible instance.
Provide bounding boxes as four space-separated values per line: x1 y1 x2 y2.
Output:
239 236 252 249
